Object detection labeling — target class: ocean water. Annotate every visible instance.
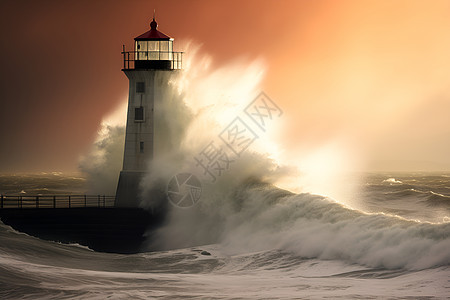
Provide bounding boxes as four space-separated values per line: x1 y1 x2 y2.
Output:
0 172 449 299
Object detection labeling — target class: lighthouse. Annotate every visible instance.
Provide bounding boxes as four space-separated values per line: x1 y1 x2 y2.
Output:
115 16 183 207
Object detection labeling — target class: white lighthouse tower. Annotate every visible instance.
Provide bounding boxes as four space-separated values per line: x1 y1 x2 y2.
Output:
115 16 183 207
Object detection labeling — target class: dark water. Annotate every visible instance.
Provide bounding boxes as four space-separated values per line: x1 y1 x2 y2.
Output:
0 173 449 299
0 173 86 196
360 173 450 222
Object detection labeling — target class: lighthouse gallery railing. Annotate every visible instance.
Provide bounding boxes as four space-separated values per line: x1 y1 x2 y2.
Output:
122 50 183 70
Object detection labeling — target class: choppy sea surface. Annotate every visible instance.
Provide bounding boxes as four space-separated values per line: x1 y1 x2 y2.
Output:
0 172 449 299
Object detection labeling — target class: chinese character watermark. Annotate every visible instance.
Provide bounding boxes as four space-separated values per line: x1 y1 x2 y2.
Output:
244 92 283 132
168 92 282 208
194 141 235 183
219 117 258 156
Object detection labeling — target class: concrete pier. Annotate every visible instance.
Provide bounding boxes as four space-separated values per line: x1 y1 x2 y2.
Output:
0 207 163 253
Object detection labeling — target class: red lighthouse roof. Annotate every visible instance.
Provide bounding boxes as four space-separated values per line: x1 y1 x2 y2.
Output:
134 17 172 41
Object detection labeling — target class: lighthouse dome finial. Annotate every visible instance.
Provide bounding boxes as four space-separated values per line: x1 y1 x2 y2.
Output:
150 9 157 30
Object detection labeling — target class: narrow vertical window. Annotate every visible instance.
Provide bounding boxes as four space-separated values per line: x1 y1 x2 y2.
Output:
136 82 145 93
135 107 144 122
140 142 144 153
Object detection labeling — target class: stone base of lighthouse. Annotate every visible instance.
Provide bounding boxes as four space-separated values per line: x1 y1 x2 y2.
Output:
115 171 145 207
115 170 169 215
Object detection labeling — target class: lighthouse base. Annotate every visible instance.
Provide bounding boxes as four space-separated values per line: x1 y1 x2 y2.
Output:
115 171 145 207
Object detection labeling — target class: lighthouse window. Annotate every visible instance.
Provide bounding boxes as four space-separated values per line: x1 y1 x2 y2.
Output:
148 41 159 60
148 41 159 51
136 82 145 93
160 41 169 60
140 142 144 153
135 107 144 122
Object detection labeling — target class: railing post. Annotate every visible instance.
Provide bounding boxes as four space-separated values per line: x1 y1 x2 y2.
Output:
1 195 3 209
53 196 56 208
122 45 126 69
68 195 71 208
84 195 87 207
36 196 39 208
103 195 105 208
19 196 22 209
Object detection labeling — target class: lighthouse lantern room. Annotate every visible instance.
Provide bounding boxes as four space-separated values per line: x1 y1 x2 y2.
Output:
122 16 182 70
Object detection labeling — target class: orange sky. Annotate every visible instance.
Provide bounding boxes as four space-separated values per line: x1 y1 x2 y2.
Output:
0 0 449 172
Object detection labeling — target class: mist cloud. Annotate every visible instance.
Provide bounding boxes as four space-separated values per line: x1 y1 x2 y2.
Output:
78 124 125 195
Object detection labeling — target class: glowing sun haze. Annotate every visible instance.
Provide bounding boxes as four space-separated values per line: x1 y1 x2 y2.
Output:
268 0 450 172
0 0 449 173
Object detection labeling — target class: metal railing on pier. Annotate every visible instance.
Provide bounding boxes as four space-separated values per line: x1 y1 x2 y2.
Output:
0 195 115 209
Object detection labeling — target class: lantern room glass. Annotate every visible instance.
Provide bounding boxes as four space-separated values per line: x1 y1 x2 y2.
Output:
135 40 173 61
